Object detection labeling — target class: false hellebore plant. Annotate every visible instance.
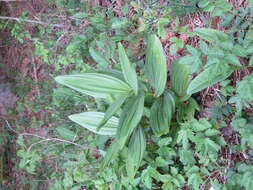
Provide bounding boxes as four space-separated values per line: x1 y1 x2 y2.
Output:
54 34 206 179
55 34 195 178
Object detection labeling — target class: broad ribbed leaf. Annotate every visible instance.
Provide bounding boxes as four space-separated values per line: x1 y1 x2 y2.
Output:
68 112 118 136
194 27 229 42
116 92 145 149
118 43 138 94
150 90 175 136
55 73 131 98
146 34 167 97
97 94 128 131
187 64 233 94
171 60 191 97
164 90 176 113
126 127 146 178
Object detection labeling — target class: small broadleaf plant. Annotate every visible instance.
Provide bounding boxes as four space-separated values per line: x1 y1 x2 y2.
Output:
55 34 194 178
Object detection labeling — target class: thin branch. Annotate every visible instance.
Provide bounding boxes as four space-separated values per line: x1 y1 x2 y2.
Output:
0 16 65 28
3 119 86 149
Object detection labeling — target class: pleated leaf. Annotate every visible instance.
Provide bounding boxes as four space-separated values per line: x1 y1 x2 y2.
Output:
116 92 145 149
126 127 146 178
187 64 233 94
150 90 175 136
97 94 128 131
171 60 191 97
55 73 131 99
68 112 118 136
118 43 138 95
145 34 167 97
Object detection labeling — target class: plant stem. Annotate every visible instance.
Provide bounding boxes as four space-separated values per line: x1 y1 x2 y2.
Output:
0 16 65 28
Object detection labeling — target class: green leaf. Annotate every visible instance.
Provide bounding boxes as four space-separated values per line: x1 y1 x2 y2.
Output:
232 44 248 57
126 127 146 178
116 93 145 149
171 60 191 97
73 12 87 19
69 112 118 136
112 18 128 29
236 74 253 102
145 34 167 97
118 43 138 95
170 43 178 55
55 73 131 99
100 140 121 170
188 173 203 190
249 55 253 65
150 91 175 136
89 47 111 67
205 129 220 136
157 18 169 38
187 64 233 94
179 46 202 73
56 127 76 140
97 94 128 131
224 54 241 66
194 27 229 42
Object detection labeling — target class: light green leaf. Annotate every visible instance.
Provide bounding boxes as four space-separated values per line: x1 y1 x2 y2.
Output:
55 73 131 98
224 54 241 66
187 64 233 94
178 46 202 73
69 112 118 136
116 93 145 149
232 44 248 57
56 127 76 140
112 18 128 29
157 18 169 38
236 74 253 102
73 12 87 19
194 27 229 42
170 43 178 55
97 94 128 131
118 43 138 94
89 47 111 67
249 55 253 65
145 34 167 97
